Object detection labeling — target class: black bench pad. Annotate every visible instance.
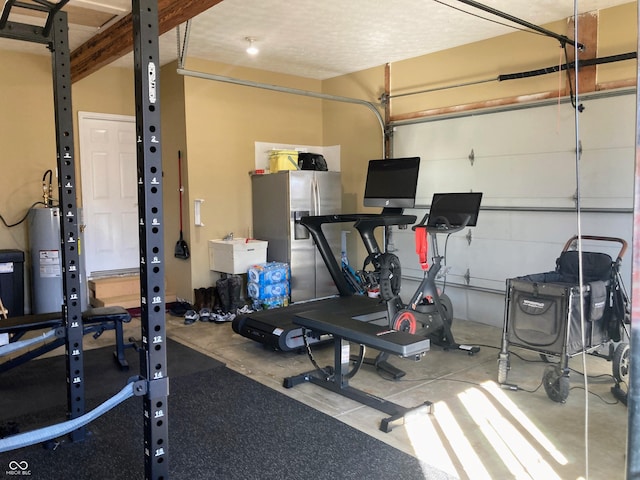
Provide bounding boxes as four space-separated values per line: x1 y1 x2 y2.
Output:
0 306 133 372
0 306 131 334
294 309 430 357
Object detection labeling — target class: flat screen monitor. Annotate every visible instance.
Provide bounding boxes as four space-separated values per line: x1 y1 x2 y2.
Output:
427 192 483 227
363 157 420 210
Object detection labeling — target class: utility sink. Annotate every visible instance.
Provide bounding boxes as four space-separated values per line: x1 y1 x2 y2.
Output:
208 238 268 274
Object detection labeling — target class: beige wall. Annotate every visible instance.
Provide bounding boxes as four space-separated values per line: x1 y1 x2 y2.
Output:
0 50 134 311
160 61 190 302
0 51 53 259
389 5 637 117
598 2 638 83
0 2 636 309
321 65 389 262
176 59 324 296
389 20 570 115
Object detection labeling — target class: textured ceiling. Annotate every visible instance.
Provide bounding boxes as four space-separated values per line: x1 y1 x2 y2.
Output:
164 0 633 79
0 0 634 80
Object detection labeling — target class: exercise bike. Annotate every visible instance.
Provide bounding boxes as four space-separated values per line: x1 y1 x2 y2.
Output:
375 195 482 355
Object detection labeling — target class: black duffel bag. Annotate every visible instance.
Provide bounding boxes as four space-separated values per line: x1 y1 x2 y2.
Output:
298 152 328 171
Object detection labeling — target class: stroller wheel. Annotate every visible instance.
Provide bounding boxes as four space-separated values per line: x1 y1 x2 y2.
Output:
543 365 569 403
613 342 630 384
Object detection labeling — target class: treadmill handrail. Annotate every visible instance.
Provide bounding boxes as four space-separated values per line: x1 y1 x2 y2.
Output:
299 213 417 296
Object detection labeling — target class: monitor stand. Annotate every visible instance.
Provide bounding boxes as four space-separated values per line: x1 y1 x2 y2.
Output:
381 207 404 216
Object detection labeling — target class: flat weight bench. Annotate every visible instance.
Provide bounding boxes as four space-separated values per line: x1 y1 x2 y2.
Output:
283 309 433 432
0 306 134 373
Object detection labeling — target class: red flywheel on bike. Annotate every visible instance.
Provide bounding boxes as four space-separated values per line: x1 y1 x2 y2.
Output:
392 310 418 334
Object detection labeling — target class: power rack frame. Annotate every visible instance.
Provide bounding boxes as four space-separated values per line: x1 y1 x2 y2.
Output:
0 0 87 443
0 1 169 478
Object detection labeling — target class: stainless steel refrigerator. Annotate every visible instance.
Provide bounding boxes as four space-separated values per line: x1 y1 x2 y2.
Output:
251 170 342 302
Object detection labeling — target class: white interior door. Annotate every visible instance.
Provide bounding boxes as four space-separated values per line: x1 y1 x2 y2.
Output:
79 112 138 277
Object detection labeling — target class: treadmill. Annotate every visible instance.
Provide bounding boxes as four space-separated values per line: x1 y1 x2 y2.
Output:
232 157 421 351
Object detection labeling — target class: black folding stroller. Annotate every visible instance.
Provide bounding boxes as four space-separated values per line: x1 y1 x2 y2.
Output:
498 235 631 403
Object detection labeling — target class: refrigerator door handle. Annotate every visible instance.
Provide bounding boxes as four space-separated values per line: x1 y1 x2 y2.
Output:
312 176 321 215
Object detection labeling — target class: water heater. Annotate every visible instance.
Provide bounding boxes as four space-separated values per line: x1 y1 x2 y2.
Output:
28 207 88 314
28 207 63 314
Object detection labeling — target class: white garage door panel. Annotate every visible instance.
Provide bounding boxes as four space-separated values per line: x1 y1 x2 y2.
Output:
395 117 482 161
390 90 635 329
413 153 577 207
577 213 633 286
394 213 632 297
413 157 475 204
579 95 636 149
578 147 634 208
395 95 634 202
464 108 576 155
474 151 577 207
395 105 577 160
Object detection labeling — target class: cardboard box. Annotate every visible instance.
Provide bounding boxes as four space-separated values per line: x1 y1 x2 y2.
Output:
209 239 268 274
89 275 140 299
88 275 174 309
89 291 177 309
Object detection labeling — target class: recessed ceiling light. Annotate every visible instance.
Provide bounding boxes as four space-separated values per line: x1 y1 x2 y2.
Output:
245 37 259 55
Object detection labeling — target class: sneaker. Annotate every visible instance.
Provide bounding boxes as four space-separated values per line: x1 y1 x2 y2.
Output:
184 310 199 325
236 305 253 315
212 312 235 323
199 307 212 321
170 300 192 317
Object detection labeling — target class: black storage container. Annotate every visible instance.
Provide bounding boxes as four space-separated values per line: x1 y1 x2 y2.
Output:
506 273 610 355
0 249 25 317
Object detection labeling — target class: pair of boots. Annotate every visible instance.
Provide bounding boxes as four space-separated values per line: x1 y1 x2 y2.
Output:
184 286 215 324
195 286 216 321
216 275 243 314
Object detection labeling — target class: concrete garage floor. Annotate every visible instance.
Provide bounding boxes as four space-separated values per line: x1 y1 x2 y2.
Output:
138 312 629 480
59 308 628 480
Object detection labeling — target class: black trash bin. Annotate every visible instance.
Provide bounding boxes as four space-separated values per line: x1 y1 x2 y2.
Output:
0 249 25 317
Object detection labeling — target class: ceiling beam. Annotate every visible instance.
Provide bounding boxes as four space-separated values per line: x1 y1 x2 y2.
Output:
70 0 224 83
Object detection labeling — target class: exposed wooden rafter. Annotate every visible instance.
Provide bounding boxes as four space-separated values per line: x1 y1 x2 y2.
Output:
565 12 598 96
70 0 224 83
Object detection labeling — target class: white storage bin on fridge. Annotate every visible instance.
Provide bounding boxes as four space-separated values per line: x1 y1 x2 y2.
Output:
209 239 268 274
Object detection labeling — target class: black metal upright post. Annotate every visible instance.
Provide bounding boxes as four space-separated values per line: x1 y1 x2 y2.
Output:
50 8 86 443
0 0 85 444
132 1 169 477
